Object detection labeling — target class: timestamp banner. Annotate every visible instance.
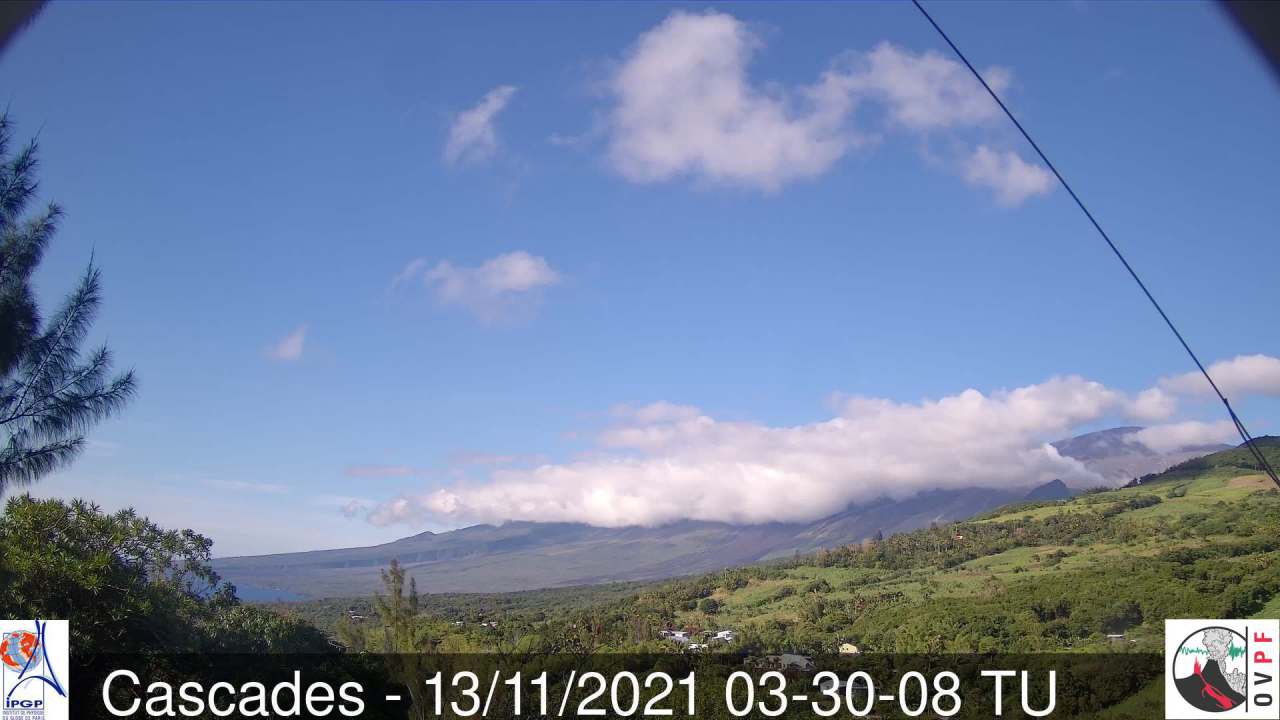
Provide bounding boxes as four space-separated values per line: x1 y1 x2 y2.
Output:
68 652 1165 719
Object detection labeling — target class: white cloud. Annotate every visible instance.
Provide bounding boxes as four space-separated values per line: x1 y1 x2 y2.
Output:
369 374 1209 528
391 258 429 289
607 11 855 191
444 85 518 166
369 497 416 527
845 42 1007 131
266 325 307 362
1127 421 1237 454
1160 354 1280 398
1129 387 1177 422
398 251 560 321
963 145 1054 206
601 11 1040 201
611 401 703 425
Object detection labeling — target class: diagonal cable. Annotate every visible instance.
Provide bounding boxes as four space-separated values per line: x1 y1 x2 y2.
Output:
911 0 1280 488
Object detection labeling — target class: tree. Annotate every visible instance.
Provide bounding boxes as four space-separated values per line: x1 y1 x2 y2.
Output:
372 560 438 720
800 595 826 624
375 558 428 652
0 494 329 653
0 115 135 490
335 614 367 653
699 598 721 615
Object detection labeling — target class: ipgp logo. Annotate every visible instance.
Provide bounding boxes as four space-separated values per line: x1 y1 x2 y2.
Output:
1166 619 1280 719
0 620 68 720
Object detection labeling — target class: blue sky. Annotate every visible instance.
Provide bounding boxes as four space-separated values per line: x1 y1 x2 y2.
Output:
2 1 1277 556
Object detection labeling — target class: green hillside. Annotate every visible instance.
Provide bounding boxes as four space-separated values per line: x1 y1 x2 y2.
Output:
629 442 1280 655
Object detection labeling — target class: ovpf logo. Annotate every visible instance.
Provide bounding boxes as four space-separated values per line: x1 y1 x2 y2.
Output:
0 620 68 720
1166 619 1279 719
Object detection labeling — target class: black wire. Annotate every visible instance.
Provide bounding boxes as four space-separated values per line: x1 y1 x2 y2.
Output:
910 0 1280 489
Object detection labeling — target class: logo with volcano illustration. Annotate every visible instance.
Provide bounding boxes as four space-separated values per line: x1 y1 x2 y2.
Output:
1173 626 1248 712
1166 619 1279 720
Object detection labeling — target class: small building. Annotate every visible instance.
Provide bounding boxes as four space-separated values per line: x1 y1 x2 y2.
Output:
660 630 690 642
838 643 861 655
686 643 708 653
711 630 737 643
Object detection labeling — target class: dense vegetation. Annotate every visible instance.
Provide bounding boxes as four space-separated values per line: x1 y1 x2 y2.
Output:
281 579 662 637
0 495 332 653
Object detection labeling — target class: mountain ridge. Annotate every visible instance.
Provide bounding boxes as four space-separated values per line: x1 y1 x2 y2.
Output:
1050 426 1231 485
216 427 1221 598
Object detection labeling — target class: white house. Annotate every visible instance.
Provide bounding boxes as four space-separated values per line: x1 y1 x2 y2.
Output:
660 630 690 643
711 630 737 643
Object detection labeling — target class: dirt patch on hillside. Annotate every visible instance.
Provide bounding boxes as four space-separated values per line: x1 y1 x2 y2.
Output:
1228 474 1273 489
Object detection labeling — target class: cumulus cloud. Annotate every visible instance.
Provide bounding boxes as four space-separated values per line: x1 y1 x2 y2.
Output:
846 42 1008 131
393 251 561 321
266 325 307 362
1160 354 1280 398
444 85 518 166
1126 421 1237 454
369 374 1209 529
611 401 703 425
963 145 1054 206
369 497 416 527
1128 387 1177 422
601 10 1044 203
607 10 856 191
